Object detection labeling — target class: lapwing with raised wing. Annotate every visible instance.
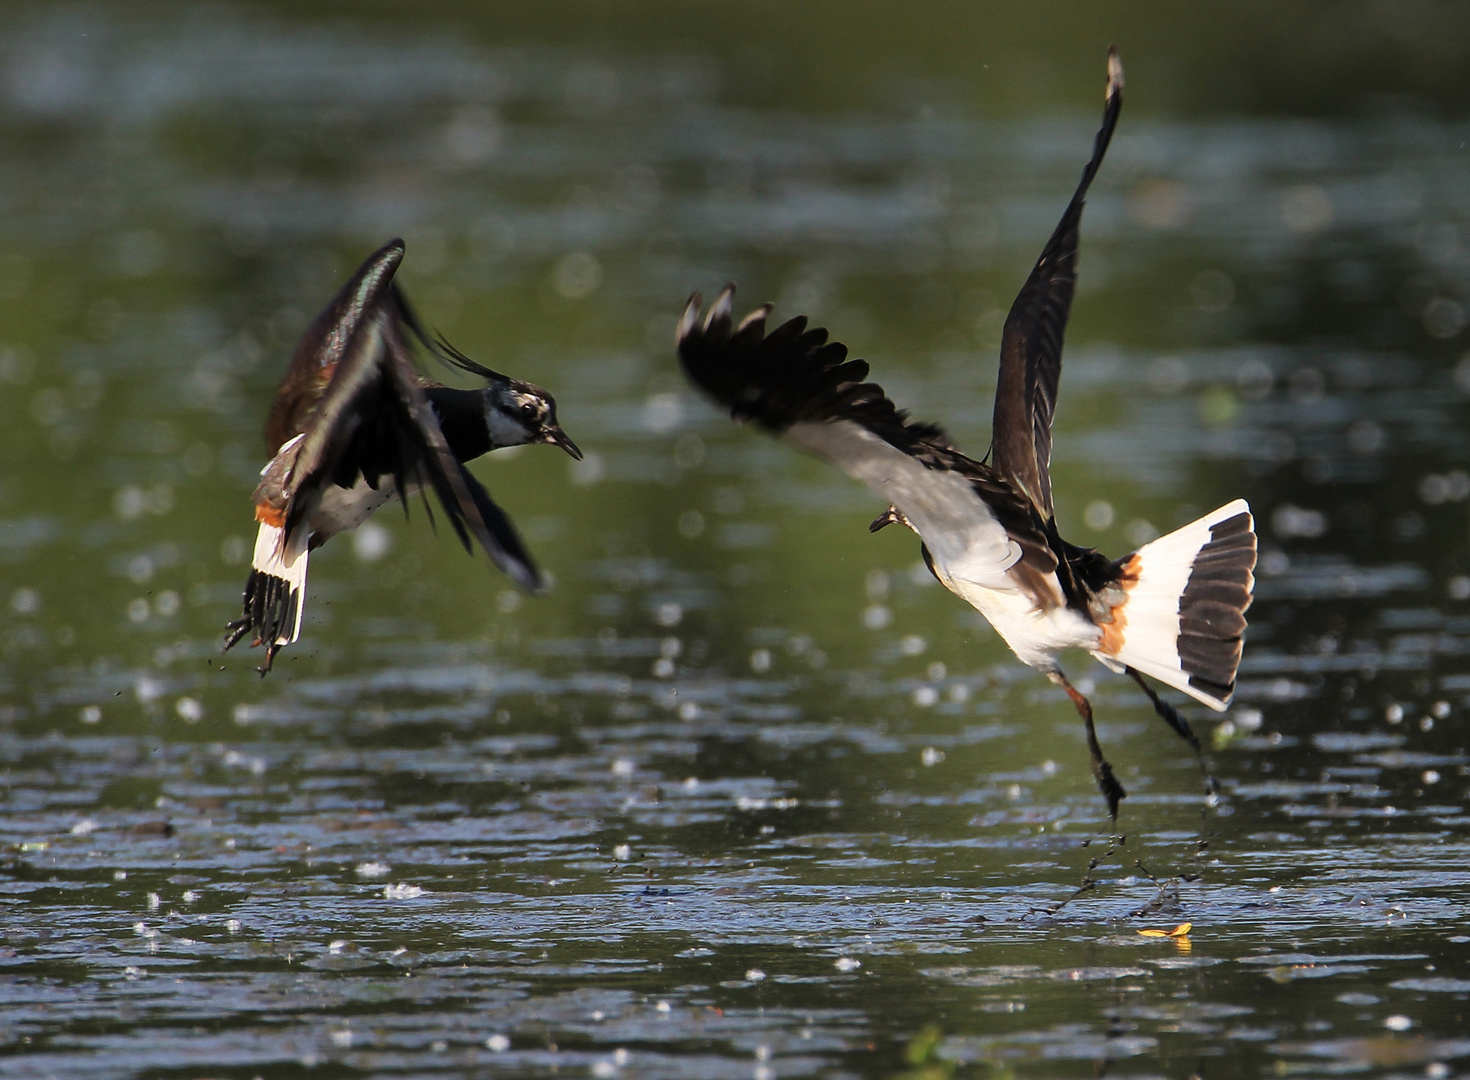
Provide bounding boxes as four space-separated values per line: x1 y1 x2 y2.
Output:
677 50 1255 818
223 239 581 675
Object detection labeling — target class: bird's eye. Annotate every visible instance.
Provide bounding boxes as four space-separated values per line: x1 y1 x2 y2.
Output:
521 402 538 419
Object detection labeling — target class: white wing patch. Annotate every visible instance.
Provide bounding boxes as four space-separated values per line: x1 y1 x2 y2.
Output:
787 420 1023 587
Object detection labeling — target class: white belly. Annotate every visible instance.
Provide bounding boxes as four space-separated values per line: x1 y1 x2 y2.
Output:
941 571 1101 672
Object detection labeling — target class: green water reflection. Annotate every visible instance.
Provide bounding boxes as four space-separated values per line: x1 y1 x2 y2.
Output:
3 3 1470 1078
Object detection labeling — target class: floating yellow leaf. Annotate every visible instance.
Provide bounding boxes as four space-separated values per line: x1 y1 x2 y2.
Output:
1138 922 1192 938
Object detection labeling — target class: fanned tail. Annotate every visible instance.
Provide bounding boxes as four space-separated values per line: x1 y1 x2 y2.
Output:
1092 500 1256 710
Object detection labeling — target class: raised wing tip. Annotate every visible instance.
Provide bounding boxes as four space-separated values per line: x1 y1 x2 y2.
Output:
493 544 544 593
1106 46 1124 100
704 284 736 335
371 237 408 271
677 293 703 344
734 303 773 339
343 239 408 294
517 563 547 594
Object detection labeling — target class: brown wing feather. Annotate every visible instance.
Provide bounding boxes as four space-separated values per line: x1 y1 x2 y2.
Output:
990 48 1123 520
264 238 406 453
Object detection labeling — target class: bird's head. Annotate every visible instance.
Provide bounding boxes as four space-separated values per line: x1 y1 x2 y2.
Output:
484 379 582 459
419 325 582 460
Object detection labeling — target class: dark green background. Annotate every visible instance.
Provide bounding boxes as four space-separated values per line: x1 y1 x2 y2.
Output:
1 3 1469 1077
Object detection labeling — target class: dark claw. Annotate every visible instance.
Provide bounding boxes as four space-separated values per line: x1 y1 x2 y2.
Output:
223 618 252 652
225 569 295 677
869 507 901 532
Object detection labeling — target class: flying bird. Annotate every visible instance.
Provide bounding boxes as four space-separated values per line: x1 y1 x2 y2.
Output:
224 238 581 675
677 50 1255 818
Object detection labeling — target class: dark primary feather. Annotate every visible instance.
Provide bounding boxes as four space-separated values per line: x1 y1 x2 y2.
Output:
990 47 1124 520
677 287 1059 580
680 294 944 447
455 462 541 585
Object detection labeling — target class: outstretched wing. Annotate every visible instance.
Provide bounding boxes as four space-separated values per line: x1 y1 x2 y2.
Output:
678 287 1057 589
265 238 406 454
990 47 1124 520
279 306 543 592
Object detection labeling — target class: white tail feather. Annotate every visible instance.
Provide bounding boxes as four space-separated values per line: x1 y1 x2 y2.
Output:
1092 499 1254 712
252 522 308 645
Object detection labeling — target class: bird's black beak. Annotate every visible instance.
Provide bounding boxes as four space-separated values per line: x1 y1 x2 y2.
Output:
544 423 582 460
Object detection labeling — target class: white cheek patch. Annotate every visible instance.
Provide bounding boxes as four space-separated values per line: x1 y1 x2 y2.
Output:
485 407 533 447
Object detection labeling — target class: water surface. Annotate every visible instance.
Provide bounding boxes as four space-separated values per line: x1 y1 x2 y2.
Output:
3 5 1470 1077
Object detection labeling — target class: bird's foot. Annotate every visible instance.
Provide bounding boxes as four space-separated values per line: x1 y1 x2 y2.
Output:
1092 754 1127 822
1048 668 1127 820
222 617 252 652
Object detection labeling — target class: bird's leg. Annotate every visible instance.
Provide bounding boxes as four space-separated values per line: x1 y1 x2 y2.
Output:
1125 667 1219 799
1126 667 1198 751
1048 669 1126 819
1042 830 1127 918
1127 858 1182 918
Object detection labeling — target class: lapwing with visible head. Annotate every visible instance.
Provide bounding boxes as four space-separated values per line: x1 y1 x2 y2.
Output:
223 238 581 675
677 50 1255 818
